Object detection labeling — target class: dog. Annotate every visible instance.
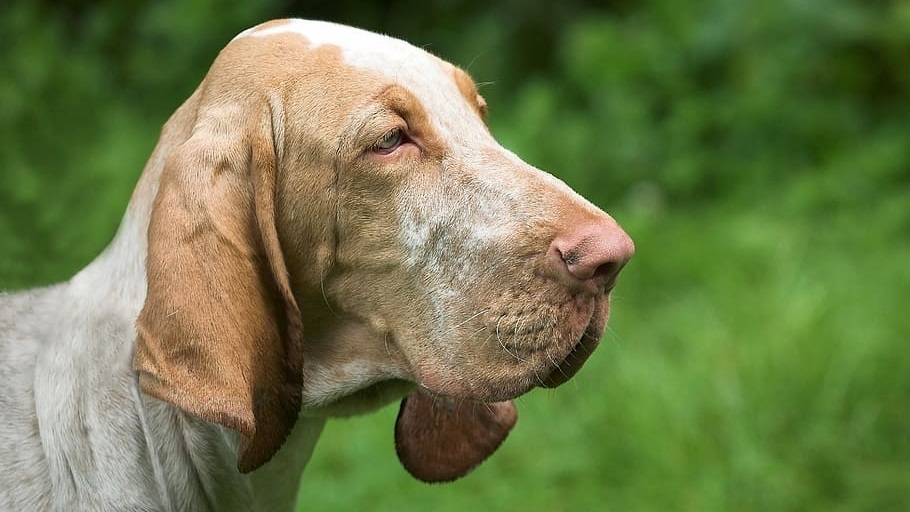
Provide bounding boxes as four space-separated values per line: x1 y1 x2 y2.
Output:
0 19 634 511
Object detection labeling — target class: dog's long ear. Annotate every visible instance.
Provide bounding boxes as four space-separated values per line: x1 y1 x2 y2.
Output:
134 105 302 473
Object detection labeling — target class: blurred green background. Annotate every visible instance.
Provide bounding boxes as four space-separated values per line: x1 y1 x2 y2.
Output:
2 1 909 510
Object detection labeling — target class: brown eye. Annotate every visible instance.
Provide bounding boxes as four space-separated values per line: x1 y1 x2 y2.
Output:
374 128 404 153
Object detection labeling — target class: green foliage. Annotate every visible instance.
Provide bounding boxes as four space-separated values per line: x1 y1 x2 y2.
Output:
495 0 910 210
2 1 908 510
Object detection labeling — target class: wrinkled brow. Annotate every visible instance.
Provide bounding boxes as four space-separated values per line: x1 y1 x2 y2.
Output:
337 84 442 153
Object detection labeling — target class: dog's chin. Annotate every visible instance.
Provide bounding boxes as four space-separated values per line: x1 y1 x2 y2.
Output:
538 294 610 389
538 318 604 388
493 314 606 399
309 297 609 416
416 305 609 404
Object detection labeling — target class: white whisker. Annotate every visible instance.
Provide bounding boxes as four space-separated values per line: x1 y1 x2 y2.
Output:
439 308 491 338
453 308 490 330
383 332 394 361
496 315 525 362
545 348 570 382
319 275 340 318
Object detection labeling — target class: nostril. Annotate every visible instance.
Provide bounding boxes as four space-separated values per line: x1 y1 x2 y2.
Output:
562 254 622 288
549 218 634 291
559 246 610 282
591 260 621 286
559 248 583 273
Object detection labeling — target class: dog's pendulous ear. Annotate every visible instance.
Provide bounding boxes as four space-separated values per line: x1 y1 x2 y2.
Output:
394 389 518 483
134 110 303 473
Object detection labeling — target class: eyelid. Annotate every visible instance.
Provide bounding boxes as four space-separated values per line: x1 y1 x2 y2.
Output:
373 128 404 152
370 125 414 156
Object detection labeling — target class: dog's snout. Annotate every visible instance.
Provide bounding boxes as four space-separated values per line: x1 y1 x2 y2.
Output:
548 217 635 291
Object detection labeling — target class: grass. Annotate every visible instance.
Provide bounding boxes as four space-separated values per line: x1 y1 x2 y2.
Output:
296 195 910 511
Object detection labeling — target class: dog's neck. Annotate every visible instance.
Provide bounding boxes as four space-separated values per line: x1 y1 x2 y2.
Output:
44 93 326 511
135 397 325 511
54 218 325 511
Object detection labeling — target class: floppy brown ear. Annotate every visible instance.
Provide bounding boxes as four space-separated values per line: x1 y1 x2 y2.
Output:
134 112 303 473
395 389 517 483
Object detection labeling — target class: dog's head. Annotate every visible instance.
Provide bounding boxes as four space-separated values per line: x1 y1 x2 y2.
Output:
133 20 633 481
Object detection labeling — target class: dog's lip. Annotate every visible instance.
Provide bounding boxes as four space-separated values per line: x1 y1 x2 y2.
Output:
538 319 602 388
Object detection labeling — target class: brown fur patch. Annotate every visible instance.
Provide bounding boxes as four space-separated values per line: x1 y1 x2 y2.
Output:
453 67 488 119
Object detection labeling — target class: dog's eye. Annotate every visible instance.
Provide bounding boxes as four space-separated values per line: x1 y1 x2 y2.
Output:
373 128 404 154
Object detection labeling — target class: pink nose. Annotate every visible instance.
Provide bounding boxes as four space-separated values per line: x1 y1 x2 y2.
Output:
548 216 635 291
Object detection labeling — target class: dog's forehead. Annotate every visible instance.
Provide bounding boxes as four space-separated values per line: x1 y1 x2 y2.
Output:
235 20 451 94
233 19 483 138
